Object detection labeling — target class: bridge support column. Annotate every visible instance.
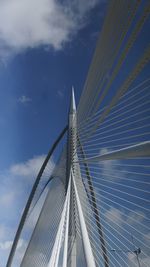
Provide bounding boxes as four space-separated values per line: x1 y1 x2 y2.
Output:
72 170 96 267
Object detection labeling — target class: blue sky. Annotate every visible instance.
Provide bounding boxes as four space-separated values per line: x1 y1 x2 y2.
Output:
0 0 107 170
0 0 107 266
0 1 150 267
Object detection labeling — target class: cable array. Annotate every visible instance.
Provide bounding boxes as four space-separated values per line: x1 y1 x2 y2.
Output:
74 77 150 266
72 1 150 265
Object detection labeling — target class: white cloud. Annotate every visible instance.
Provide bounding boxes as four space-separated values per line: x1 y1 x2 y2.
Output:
18 95 32 104
0 240 13 250
100 148 125 180
105 207 124 228
0 0 99 58
10 154 54 178
57 90 64 98
126 210 145 225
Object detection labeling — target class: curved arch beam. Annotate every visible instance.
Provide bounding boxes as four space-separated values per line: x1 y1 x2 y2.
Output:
6 125 68 267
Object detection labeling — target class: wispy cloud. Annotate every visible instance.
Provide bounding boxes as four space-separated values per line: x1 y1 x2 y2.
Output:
18 95 32 104
99 148 126 180
126 210 146 225
10 155 47 177
105 207 124 228
57 90 64 98
0 240 13 251
0 0 99 58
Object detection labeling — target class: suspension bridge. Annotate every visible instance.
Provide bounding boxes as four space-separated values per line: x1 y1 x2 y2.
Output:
6 0 150 266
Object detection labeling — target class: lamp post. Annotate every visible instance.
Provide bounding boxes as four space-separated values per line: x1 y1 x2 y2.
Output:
111 248 141 267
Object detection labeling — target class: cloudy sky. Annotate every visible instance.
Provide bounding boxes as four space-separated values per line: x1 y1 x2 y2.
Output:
0 1 150 267
0 0 107 266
